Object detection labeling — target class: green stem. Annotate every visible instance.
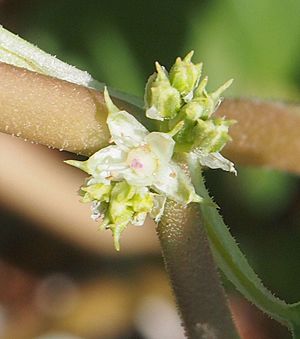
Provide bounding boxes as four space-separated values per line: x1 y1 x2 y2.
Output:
188 154 300 336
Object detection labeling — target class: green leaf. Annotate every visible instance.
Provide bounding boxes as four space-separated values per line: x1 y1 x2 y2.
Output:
188 154 300 337
0 25 143 110
0 25 94 86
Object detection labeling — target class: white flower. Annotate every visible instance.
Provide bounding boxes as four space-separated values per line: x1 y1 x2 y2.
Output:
66 88 201 205
193 149 237 175
65 88 203 250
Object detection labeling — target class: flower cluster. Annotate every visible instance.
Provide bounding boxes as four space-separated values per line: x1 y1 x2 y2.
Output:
145 51 236 174
65 88 201 250
66 52 236 250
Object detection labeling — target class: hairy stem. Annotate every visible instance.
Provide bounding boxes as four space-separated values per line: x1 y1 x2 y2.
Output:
0 62 144 156
220 98 300 174
157 199 239 339
1 62 300 174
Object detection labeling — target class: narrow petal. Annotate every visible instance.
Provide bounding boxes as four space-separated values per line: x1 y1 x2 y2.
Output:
145 132 175 162
104 87 120 114
64 159 89 174
107 110 149 149
152 162 202 204
194 150 237 175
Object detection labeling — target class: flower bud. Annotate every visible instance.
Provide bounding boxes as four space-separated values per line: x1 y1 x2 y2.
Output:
173 119 196 152
108 182 154 250
80 183 112 203
145 62 181 120
169 51 203 99
193 78 233 118
193 118 234 153
179 98 211 121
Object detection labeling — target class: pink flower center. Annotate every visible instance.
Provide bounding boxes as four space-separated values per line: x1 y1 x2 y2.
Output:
126 147 157 177
130 158 143 169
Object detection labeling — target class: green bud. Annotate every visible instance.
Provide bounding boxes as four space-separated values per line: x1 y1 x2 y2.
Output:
113 181 136 202
173 119 197 152
107 182 135 250
169 51 203 99
145 62 181 120
110 201 134 227
194 76 208 97
193 118 234 153
179 98 210 121
81 183 112 203
109 208 134 251
176 78 233 123
94 181 155 251
132 189 153 213
193 78 233 119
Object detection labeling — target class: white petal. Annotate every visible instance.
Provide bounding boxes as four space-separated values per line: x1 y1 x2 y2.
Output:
65 145 127 178
183 90 194 103
145 132 175 162
150 194 166 222
87 145 128 181
152 162 202 204
146 106 164 121
123 169 155 187
107 110 149 149
131 212 147 226
90 201 102 221
194 150 237 175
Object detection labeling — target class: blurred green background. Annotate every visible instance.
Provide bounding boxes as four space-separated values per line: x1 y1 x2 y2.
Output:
0 0 299 338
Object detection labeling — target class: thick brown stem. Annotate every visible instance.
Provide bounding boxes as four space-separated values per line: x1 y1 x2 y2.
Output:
157 200 239 339
1 62 299 174
0 62 140 156
219 99 300 174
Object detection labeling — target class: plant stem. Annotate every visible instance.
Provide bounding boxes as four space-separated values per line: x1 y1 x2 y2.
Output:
1 62 300 174
157 166 239 339
187 154 300 336
0 62 144 156
219 98 300 174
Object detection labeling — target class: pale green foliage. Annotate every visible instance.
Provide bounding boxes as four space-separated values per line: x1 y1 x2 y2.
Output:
0 25 94 87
